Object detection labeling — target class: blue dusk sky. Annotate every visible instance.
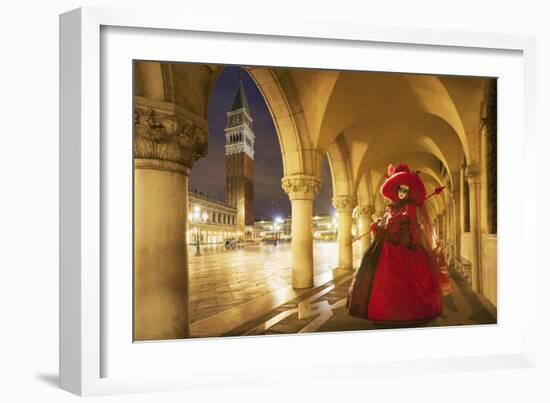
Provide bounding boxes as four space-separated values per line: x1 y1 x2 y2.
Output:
189 65 333 220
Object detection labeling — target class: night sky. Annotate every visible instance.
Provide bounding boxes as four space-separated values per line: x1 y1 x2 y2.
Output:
189 66 333 220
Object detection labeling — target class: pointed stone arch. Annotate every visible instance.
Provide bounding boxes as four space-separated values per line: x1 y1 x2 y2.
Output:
356 171 374 208
245 67 322 178
326 134 354 198
402 75 471 164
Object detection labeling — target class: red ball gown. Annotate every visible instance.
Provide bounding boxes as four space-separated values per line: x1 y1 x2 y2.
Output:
347 164 450 325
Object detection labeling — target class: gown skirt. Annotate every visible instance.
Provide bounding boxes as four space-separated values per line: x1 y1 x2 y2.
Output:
347 235 443 324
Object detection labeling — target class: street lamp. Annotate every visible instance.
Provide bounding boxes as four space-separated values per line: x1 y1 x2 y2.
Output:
332 210 338 241
274 216 283 245
188 206 208 256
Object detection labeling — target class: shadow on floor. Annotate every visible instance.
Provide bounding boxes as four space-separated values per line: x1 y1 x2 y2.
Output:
35 373 59 388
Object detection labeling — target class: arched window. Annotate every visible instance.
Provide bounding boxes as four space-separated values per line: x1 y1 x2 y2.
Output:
484 80 497 234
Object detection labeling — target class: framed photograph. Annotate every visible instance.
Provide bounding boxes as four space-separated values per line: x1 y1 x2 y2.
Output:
60 7 537 396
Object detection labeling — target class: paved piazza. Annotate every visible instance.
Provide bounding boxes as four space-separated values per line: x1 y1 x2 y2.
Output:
188 241 355 323
188 241 496 338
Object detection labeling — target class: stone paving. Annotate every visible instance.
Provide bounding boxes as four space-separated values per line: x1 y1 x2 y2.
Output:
188 241 496 337
188 241 358 323
228 268 496 336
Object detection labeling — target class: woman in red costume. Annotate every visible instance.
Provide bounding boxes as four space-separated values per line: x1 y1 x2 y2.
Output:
347 163 451 325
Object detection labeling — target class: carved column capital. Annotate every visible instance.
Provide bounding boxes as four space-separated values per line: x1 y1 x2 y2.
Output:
134 97 208 172
281 174 322 201
465 164 481 185
355 205 374 219
332 195 358 213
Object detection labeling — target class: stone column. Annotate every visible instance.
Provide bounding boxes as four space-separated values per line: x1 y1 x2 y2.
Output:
443 212 448 244
134 98 208 341
355 205 373 257
452 189 461 264
445 202 453 259
447 202 453 248
333 195 358 270
443 213 447 242
445 184 452 246
466 164 482 292
282 174 321 289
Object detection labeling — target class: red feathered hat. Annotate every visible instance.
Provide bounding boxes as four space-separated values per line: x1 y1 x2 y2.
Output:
380 163 426 205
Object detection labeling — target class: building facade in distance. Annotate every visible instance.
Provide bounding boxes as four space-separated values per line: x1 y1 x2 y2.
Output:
252 214 343 242
187 77 256 244
186 189 238 245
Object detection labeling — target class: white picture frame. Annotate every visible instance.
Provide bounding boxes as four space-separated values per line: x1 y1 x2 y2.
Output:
59 6 537 396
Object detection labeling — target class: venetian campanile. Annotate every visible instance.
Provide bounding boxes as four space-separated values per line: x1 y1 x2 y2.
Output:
225 77 255 233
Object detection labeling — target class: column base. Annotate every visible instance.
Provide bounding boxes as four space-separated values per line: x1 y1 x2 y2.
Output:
292 283 314 290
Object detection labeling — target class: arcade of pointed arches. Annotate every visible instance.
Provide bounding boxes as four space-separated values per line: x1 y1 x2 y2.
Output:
133 61 497 341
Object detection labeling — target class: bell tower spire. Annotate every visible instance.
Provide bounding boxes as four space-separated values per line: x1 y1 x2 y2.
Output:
225 73 255 234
